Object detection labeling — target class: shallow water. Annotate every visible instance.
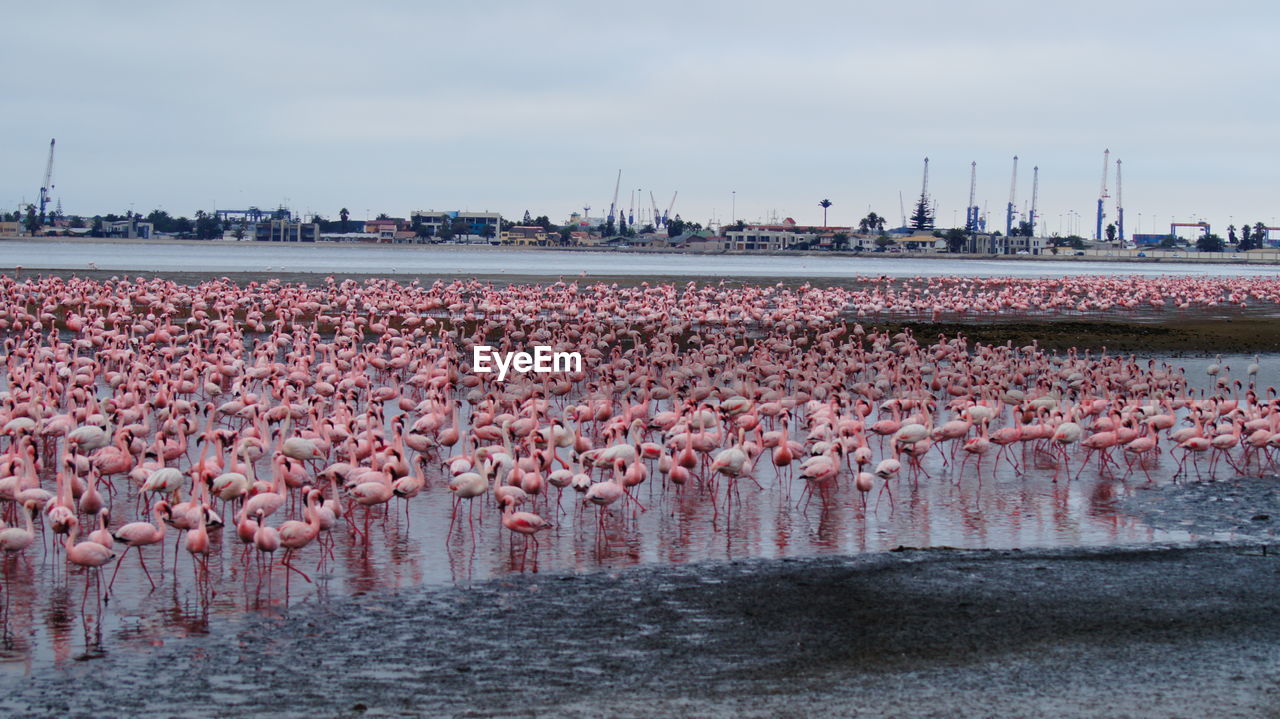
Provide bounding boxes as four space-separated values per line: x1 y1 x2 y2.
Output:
0 352 1267 674
4 240 1280 278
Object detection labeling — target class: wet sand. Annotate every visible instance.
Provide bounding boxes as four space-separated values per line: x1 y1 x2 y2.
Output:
1 541 1276 718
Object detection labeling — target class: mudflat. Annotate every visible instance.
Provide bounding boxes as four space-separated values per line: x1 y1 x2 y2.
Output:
3 541 1276 718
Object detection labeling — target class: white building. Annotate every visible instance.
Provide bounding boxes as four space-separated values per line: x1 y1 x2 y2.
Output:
103 219 154 239
722 228 812 251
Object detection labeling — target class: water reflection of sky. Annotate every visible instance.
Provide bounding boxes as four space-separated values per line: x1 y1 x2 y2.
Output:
5 240 1280 278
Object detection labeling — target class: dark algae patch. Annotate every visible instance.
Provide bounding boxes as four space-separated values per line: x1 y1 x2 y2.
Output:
872 318 1280 353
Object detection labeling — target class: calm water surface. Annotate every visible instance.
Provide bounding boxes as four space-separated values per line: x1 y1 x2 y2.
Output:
4 240 1280 278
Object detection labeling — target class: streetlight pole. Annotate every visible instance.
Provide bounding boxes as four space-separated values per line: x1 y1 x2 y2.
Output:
731 191 736 225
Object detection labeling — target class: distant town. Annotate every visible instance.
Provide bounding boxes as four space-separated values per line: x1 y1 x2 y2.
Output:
4 201 1279 260
6 142 1278 257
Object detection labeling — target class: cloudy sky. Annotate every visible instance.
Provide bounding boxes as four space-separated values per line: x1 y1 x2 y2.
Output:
3 1 1276 236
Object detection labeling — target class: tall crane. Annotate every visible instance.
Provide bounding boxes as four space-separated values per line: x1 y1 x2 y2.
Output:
1095 148 1110 241
663 191 678 226
965 161 979 232
1005 155 1018 236
909 157 932 230
1115 158 1124 242
607 170 621 224
38 138 56 222
1029 166 1039 238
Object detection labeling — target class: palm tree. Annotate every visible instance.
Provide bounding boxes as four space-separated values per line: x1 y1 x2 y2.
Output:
859 211 884 235
339 207 350 233
819 199 832 228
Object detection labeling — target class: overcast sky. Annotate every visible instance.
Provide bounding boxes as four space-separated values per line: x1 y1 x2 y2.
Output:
3 1 1276 236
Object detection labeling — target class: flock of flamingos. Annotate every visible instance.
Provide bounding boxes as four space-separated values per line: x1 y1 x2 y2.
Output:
0 272 1273 611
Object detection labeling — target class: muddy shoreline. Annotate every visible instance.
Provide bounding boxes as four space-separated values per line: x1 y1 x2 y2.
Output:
0 541 1275 718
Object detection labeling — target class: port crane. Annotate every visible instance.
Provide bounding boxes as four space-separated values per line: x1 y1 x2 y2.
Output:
965 161 979 232
1005 156 1018 236
1095 149 1110 241
1115 158 1124 242
1028 166 1039 237
38 138 55 222
607 170 621 224
663 192 677 227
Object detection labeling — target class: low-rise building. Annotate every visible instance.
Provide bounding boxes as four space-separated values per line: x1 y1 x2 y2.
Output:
103 219 154 239
848 235 883 252
0 221 22 237
898 235 945 253
723 228 811 251
364 219 402 238
963 233 998 254
410 210 502 239
255 219 319 242
502 226 547 245
1004 235 1048 255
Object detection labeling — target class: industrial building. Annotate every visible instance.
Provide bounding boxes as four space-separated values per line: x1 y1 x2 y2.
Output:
255 219 319 242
